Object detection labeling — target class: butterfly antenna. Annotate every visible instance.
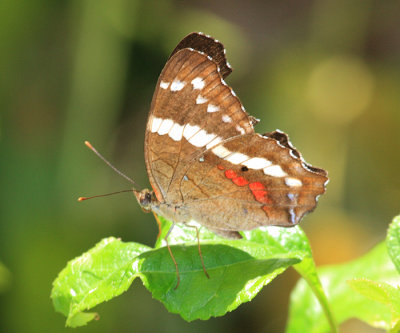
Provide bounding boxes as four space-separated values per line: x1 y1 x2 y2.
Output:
78 190 133 201
84 141 138 190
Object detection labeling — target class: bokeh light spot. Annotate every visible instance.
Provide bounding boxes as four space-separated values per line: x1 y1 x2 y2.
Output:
307 55 374 125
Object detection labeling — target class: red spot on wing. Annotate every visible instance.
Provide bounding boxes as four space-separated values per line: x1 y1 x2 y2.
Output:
224 169 249 186
232 176 249 187
221 170 269 203
225 169 237 179
249 182 272 204
249 182 264 191
252 189 268 202
217 165 225 170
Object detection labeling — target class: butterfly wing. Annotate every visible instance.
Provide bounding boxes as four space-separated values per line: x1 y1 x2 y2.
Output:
145 34 255 202
169 32 232 79
180 131 328 231
144 32 328 232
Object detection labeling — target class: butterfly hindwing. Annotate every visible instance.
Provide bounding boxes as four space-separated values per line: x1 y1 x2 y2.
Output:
180 132 327 230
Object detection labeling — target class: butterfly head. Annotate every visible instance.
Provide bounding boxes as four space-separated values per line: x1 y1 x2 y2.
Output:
134 189 157 212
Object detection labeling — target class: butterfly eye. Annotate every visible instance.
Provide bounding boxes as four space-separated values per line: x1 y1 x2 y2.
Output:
241 166 249 172
139 191 153 207
145 192 152 203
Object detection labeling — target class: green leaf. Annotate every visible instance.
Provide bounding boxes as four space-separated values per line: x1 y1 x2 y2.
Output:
66 312 99 328
156 218 335 329
387 215 400 274
52 222 306 327
154 216 225 248
143 245 300 321
348 278 400 331
51 237 151 325
241 225 336 333
287 241 400 332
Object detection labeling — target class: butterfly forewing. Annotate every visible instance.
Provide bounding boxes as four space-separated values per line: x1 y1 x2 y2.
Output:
145 48 254 202
168 32 232 79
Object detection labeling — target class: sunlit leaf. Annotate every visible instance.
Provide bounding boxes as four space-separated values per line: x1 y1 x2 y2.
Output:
161 217 335 328
240 226 336 333
348 278 400 331
51 238 151 324
287 242 400 332
66 312 99 328
52 221 306 327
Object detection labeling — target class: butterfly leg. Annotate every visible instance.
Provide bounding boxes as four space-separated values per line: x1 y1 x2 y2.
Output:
185 224 210 279
164 223 181 289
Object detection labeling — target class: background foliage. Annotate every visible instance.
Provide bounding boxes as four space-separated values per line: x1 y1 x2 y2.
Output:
1 0 399 332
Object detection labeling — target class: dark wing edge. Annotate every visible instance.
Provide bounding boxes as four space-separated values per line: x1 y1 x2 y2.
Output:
169 32 232 79
263 130 328 178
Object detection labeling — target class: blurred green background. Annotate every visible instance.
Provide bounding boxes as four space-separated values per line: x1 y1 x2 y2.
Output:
1 0 399 332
